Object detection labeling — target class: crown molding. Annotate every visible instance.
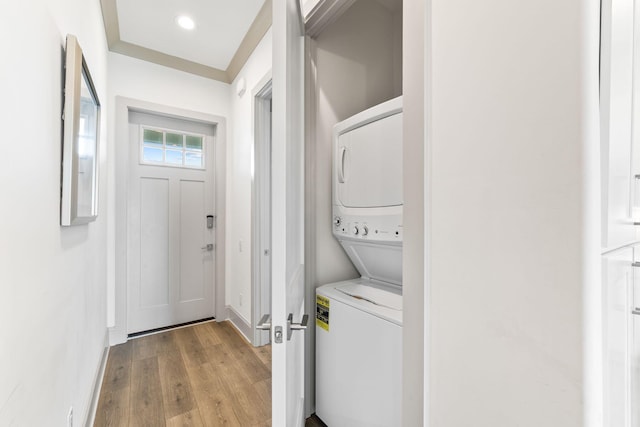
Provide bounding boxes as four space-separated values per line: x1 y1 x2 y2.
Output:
99 0 272 84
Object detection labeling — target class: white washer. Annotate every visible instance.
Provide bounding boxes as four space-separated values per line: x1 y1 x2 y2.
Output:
316 96 403 426
315 278 402 427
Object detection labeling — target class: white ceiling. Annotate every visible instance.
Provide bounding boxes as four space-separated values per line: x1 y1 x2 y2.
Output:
115 0 266 70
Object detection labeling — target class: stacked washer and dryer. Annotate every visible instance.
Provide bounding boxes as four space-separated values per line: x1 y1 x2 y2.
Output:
316 96 403 427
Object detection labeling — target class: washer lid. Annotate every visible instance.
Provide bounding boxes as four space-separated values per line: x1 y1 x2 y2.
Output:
317 279 403 325
336 283 402 311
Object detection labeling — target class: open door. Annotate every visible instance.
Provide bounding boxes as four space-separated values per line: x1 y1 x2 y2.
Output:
271 0 306 425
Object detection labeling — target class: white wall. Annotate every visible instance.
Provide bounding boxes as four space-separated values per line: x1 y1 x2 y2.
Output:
419 0 602 425
0 0 109 425
106 53 231 330
227 29 273 324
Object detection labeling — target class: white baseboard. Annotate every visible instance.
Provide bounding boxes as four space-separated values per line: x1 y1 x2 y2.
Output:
84 331 110 427
225 305 253 343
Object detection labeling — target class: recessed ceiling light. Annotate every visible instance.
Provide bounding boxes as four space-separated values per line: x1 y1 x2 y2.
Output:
176 15 196 30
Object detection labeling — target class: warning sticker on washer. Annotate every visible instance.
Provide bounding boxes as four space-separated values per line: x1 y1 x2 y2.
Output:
316 295 330 331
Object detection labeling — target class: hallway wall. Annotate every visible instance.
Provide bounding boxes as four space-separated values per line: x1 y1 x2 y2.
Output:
0 0 109 425
227 29 273 327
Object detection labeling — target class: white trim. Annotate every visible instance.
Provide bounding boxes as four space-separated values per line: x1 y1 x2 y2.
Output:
303 36 318 418
83 332 109 427
251 71 273 347
226 305 254 343
110 96 227 345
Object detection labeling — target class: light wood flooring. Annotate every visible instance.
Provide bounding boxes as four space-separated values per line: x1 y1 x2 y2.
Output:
94 321 272 426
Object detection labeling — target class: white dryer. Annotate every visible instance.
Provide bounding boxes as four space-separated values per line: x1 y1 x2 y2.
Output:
316 96 403 427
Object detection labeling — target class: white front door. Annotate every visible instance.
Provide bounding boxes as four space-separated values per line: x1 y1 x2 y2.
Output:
127 113 216 334
271 0 307 425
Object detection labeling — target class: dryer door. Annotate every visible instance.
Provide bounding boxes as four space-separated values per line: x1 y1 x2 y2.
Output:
336 112 403 208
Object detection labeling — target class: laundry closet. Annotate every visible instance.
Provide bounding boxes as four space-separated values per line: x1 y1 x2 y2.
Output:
302 0 403 422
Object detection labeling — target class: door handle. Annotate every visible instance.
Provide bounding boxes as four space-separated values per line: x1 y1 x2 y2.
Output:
201 244 214 251
287 313 309 340
633 309 640 316
256 314 271 330
338 147 346 183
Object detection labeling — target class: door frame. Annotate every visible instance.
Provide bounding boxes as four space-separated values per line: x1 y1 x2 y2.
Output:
252 72 273 347
109 96 227 345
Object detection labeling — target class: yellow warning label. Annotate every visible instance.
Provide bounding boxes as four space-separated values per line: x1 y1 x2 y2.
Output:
316 295 330 331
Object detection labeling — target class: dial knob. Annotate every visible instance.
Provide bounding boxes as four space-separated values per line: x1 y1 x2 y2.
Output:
352 226 359 235
362 225 369 236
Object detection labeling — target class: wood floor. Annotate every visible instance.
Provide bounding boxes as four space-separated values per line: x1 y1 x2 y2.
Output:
94 321 272 426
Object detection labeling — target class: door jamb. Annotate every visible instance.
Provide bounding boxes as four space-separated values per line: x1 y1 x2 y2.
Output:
251 72 273 347
110 97 227 345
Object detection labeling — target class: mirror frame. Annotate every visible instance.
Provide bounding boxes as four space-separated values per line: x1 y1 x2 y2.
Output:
61 34 101 226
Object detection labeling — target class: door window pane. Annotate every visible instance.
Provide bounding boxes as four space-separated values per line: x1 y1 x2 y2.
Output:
143 146 163 163
185 152 203 167
186 135 203 150
166 132 183 148
140 127 205 169
143 129 163 146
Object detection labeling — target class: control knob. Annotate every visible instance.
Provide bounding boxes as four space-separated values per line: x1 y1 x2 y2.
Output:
352 226 359 235
334 216 341 227
362 225 369 236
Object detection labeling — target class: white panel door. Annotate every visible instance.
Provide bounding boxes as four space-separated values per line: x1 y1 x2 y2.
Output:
127 123 215 334
601 0 636 250
271 0 307 425
603 246 633 427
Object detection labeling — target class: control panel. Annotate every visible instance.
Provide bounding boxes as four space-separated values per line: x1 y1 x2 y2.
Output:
333 214 402 243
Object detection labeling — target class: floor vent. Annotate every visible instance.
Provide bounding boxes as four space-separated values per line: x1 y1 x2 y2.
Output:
128 317 216 339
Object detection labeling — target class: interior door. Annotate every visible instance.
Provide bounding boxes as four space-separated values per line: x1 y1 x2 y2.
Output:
127 114 216 334
271 0 307 425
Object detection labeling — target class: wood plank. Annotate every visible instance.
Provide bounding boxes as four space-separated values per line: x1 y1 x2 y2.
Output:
94 343 132 427
132 330 180 361
157 350 197 419
194 393 242 427
101 343 133 392
229 383 270 426
93 388 130 427
214 321 249 348
172 327 209 367
193 322 223 348
236 347 271 384
130 356 166 427
166 409 205 427
250 344 272 368
185 361 232 399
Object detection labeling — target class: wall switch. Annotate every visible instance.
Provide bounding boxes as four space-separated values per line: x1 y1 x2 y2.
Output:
67 407 73 427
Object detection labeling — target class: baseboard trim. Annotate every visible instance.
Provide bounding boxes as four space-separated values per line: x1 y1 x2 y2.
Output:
84 331 109 427
226 305 253 342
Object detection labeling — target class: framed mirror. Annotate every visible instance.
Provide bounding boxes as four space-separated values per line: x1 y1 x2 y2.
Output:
61 34 101 226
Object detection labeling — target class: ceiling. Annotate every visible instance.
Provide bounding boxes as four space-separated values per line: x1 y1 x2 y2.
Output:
100 0 270 83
